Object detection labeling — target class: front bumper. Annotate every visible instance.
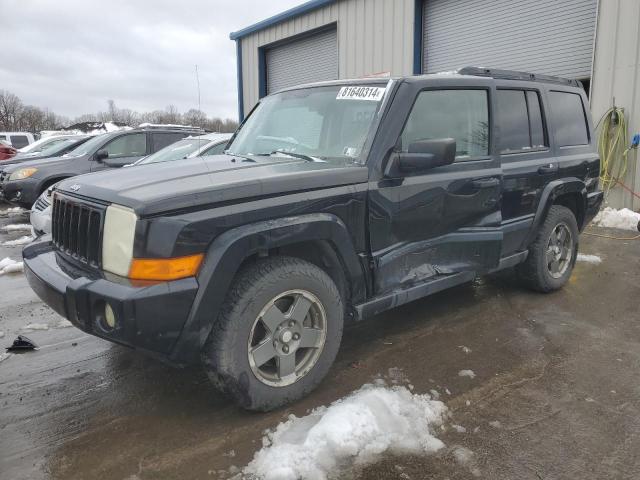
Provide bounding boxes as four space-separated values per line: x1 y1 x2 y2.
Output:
23 241 199 363
30 205 51 235
1 177 41 208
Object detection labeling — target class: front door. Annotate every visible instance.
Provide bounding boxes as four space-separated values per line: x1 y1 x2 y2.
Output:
91 132 148 171
368 84 503 295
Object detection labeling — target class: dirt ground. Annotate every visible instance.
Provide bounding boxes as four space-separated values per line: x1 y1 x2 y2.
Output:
1 207 639 480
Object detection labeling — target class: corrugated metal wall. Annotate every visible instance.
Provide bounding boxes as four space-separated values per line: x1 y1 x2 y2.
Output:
239 0 415 116
591 0 640 210
265 27 338 94
422 0 598 78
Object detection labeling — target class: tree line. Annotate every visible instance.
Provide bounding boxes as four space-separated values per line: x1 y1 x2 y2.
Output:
0 90 238 134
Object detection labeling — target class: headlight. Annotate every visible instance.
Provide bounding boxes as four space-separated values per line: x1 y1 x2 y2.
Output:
9 167 38 181
102 204 137 277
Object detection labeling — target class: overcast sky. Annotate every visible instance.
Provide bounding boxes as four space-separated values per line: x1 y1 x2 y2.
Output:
2 0 303 121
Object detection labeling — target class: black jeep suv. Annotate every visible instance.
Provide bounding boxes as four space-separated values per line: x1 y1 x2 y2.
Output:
23 68 603 410
0 125 203 209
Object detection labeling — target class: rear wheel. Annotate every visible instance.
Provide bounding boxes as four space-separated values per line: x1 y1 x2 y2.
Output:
517 205 579 292
202 256 344 411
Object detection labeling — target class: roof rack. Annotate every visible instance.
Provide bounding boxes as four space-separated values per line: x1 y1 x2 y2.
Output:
457 66 581 87
136 123 204 131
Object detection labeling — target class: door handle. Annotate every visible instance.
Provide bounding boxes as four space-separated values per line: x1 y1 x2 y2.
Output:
471 178 500 189
538 163 558 174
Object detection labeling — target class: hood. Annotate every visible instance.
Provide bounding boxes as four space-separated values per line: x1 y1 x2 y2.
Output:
1 155 78 173
56 154 368 217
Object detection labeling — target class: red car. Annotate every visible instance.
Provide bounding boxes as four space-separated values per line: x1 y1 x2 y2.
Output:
0 140 17 161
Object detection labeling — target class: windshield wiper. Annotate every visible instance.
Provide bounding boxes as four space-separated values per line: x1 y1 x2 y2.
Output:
260 150 318 162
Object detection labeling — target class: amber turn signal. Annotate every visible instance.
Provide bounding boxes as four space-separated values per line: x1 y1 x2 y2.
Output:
128 254 204 281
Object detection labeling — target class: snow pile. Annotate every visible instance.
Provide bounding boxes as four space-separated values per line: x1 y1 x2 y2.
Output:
577 253 602 264
592 207 640 231
0 352 11 363
242 384 447 480
0 257 24 275
2 235 34 246
22 323 49 331
458 370 476 379
1 224 32 232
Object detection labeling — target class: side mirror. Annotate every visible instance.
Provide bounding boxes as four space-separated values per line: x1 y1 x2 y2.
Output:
385 138 456 177
95 149 109 161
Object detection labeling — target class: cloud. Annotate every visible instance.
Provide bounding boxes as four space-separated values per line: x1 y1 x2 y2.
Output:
1 0 302 121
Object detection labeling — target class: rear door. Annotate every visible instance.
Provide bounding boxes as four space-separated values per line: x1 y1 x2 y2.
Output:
151 132 189 153
368 81 503 295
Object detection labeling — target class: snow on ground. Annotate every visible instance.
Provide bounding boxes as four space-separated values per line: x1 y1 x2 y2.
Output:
56 319 73 328
577 253 602 264
0 352 11 363
1 224 32 232
451 424 467 433
451 445 481 477
22 323 49 331
0 207 26 217
458 345 472 354
241 383 447 480
0 331 4 338
2 235 34 246
458 370 476 379
592 207 640 231
0 257 24 275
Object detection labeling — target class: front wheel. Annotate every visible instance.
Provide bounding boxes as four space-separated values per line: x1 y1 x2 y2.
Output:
202 256 344 411
517 205 579 292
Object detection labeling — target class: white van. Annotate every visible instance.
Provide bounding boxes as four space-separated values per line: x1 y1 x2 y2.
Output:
0 132 35 149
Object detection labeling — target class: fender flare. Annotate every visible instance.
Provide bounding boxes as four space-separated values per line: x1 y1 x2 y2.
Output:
170 213 366 364
521 177 587 249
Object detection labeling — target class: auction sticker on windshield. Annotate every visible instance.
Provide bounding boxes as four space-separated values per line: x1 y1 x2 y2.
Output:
336 86 386 101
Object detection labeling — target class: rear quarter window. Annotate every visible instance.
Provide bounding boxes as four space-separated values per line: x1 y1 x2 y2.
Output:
549 91 589 147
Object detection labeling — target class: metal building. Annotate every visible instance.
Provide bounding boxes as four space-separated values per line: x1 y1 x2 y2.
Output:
230 0 640 209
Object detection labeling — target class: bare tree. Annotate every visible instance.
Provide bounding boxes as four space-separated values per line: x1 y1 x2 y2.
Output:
0 90 23 130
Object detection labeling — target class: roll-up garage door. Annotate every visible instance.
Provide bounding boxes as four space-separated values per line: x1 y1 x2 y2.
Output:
422 0 598 79
265 27 338 94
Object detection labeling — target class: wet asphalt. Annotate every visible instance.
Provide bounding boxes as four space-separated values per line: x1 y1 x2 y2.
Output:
0 207 639 480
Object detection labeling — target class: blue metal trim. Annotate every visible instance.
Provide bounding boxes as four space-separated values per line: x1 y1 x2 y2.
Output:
258 46 267 98
413 0 423 75
230 0 336 40
235 39 244 121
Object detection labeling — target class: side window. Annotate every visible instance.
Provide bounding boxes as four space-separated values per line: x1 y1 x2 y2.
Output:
10 135 29 149
152 132 186 152
496 89 547 153
201 142 227 156
400 89 489 159
549 91 589 146
104 133 147 158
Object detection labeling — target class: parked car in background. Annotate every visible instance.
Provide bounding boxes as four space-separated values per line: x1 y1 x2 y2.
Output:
22 69 603 411
0 125 203 209
30 181 57 235
132 132 232 166
0 140 17 161
0 132 35 149
6 135 91 166
29 133 233 234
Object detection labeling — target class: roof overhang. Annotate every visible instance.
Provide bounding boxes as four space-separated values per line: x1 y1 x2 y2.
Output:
230 0 336 40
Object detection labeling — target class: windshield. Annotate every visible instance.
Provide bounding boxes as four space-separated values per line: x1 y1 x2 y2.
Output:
64 134 108 157
227 84 387 161
27 137 81 157
135 136 211 165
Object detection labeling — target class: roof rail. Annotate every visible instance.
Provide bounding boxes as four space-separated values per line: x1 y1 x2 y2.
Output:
457 67 581 87
136 123 204 131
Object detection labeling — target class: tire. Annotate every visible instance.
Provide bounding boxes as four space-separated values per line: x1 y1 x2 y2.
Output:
517 205 579 293
202 256 344 411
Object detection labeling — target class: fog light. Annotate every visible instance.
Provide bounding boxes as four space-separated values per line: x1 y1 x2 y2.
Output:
104 303 116 329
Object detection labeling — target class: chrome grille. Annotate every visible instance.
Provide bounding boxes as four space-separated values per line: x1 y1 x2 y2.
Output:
52 194 104 268
34 195 50 212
